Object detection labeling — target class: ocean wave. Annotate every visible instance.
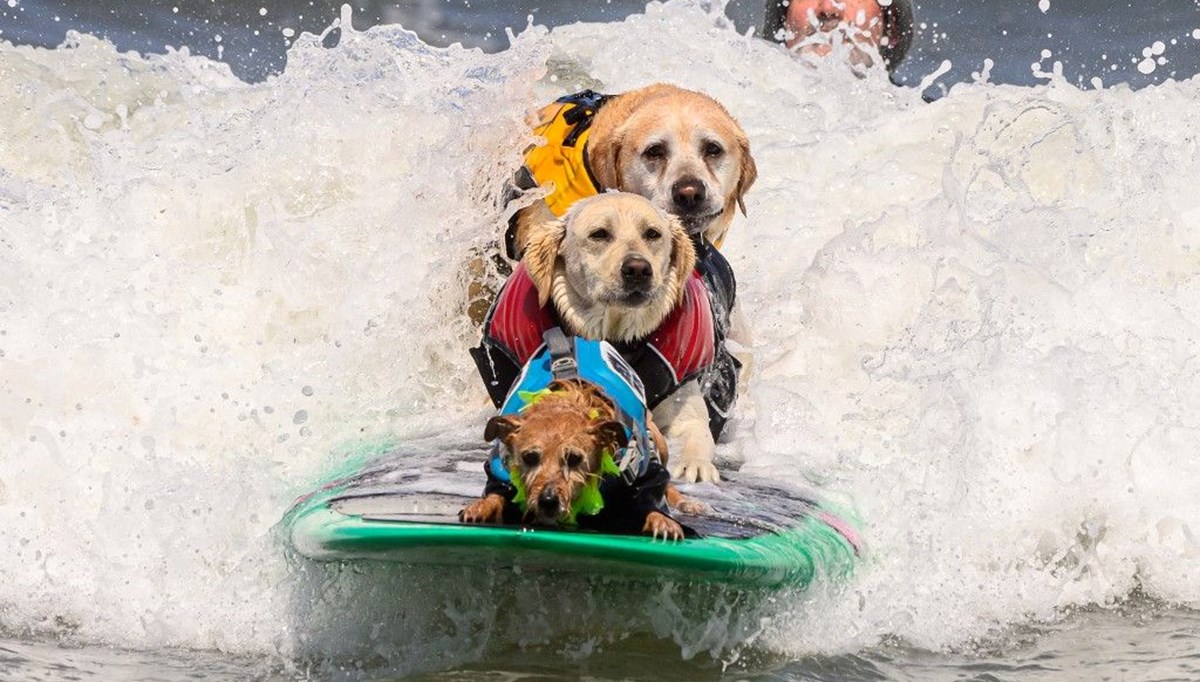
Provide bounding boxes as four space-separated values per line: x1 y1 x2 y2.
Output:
1 0 1198 667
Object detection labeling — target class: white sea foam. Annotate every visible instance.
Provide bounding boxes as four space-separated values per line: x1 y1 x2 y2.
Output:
1 0 1199 669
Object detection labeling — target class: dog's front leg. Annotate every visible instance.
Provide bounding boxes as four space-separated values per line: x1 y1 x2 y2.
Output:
654 382 719 483
665 484 708 515
460 494 506 523
726 304 754 400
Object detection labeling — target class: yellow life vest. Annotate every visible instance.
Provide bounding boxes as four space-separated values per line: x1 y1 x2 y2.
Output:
521 91 610 217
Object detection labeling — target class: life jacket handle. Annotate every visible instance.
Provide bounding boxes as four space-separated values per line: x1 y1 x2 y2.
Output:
557 90 611 147
544 327 579 380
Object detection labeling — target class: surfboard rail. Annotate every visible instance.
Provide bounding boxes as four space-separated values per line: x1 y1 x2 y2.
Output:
285 455 862 590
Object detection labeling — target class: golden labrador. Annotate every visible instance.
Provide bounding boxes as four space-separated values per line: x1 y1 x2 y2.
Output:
519 193 724 482
507 83 757 260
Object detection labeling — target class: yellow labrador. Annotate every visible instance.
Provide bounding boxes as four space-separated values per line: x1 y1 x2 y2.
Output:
522 193 724 483
508 84 758 260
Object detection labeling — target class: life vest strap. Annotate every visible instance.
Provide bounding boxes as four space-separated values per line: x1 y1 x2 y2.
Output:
557 90 611 146
544 327 579 381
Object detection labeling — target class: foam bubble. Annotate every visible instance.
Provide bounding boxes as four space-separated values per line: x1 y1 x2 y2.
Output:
971 57 995 84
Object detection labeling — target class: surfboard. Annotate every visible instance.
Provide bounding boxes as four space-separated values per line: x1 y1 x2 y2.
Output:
284 443 862 589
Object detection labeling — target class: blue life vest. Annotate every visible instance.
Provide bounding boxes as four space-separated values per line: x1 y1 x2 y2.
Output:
486 331 659 486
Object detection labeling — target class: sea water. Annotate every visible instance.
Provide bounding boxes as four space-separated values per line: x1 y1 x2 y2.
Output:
2 1 1199 679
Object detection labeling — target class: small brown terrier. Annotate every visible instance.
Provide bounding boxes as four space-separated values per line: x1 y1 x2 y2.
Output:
460 379 691 540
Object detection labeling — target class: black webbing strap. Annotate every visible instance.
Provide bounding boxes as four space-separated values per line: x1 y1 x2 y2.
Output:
557 89 611 147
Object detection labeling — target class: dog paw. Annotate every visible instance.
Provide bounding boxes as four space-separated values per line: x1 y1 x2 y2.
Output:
643 512 684 541
675 497 709 515
459 496 504 524
670 458 721 483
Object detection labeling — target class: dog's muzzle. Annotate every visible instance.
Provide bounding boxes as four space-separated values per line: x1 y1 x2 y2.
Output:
671 177 707 215
679 210 722 236
620 256 653 292
531 487 563 524
618 256 656 305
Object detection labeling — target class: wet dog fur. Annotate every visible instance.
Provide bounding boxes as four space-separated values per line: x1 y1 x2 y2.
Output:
521 193 724 483
460 379 696 540
510 83 758 258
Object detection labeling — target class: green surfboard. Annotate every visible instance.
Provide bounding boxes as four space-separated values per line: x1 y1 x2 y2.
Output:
285 445 861 589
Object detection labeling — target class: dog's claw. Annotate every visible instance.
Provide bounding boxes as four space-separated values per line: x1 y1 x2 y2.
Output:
675 498 708 515
643 512 683 542
670 459 721 484
461 496 504 524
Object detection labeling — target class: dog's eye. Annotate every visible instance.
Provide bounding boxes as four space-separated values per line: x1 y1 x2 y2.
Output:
565 451 584 468
521 450 541 467
642 143 666 161
703 141 724 158
588 228 611 242
644 227 662 241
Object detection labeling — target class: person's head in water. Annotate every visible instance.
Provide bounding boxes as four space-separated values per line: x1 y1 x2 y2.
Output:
764 0 914 74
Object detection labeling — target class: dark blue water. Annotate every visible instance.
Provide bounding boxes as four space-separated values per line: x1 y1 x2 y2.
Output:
4 0 1200 95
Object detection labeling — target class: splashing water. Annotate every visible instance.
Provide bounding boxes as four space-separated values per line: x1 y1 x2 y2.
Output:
2 0 1199 673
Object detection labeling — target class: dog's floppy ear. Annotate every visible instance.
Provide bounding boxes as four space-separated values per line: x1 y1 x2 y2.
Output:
735 136 758 216
484 415 522 444
587 131 623 190
523 218 566 307
592 420 629 454
668 214 697 296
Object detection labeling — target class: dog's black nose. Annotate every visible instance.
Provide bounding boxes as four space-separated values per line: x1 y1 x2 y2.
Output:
621 257 653 287
537 489 559 513
672 177 706 213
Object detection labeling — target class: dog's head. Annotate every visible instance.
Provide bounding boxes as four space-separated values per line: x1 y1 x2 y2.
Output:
524 193 696 336
485 380 627 527
588 84 758 247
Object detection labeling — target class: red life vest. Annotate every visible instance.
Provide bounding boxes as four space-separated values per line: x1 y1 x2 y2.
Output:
483 263 716 407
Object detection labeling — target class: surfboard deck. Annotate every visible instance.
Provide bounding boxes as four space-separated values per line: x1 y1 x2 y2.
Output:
285 443 862 589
